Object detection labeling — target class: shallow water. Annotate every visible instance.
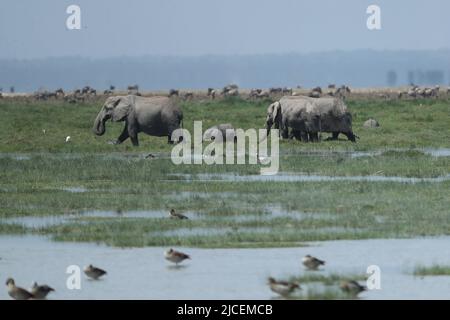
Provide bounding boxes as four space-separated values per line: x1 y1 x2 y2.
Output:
62 186 88 193
422 148 450 157
0 210 188 228
1 236 449 299
0 148 448 163
281 148 450 158
171 173 450 183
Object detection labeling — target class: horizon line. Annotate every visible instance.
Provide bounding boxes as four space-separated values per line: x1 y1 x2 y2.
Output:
1 48 450 61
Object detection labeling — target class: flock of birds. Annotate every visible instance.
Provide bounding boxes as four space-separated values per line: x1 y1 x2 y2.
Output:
268 255 366 298
5 209 365 300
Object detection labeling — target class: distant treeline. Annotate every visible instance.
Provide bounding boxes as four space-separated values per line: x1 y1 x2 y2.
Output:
1 50 450 92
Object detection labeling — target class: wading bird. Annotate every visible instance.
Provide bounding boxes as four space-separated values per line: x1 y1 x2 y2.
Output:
164 248 190 265
340 280 366 296
5 278 33 300
30 282 55 299
169 209 189 220
267 277 300 297
84 265 107 280
302 254 326 270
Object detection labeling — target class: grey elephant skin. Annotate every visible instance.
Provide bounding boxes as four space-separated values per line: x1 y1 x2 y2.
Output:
266 96 356 142
93 95 183 146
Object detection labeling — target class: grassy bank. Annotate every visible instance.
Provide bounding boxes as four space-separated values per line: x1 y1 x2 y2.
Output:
0 97 449 153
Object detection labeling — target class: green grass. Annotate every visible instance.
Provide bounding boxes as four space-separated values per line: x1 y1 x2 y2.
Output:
283 273 367 300
0 97 449 153
289 273 367 286
0 97 449 247
413 265 450 276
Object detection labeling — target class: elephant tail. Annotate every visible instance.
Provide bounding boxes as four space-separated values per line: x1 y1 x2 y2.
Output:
178 112 183 129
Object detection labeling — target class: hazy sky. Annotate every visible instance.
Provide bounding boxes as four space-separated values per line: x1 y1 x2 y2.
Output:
1 0 450 59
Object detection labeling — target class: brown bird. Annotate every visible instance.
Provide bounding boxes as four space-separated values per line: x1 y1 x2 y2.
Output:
340 280 367 296
302 254 326 270
164 248 190 265
30 282 55 299
84 264 107 280
267 277 300 297
5 278 33 300
169 209 189 220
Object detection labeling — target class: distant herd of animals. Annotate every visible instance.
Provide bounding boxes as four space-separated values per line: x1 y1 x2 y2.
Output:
91 89 361 146
1 83 447 145
1 83 450 101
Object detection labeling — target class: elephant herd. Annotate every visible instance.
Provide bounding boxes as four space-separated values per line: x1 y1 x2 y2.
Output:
93 94 357 147
265 95 357 142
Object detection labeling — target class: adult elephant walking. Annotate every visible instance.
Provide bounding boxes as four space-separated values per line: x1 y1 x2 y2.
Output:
93 95 183 146
266 96 356 142
306 96 356 142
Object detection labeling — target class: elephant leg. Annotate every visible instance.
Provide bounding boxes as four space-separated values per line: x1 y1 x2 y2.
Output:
127 127 139 146
281 127 289 139
343 131 357 143
288 129 295 140
114 125 130 144
292 130 302 141
300 131 309 142
167 126 183 144
129 134 139 146
324 132 339 141
309 132 319 142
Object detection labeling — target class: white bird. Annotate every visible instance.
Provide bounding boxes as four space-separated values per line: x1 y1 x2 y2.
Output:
65 136 71 143
42 129 46 134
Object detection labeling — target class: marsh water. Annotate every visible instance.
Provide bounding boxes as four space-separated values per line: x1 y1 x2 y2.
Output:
0 147 449 162
1 148 449 300
172 173 450 183
1 235 450 300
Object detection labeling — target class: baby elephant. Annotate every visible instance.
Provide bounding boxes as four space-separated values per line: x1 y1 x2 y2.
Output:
93 95 183 146
203 123 237 143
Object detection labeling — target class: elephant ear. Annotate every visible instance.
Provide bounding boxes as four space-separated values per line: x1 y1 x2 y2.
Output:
272 101 281 122
111 96 132 121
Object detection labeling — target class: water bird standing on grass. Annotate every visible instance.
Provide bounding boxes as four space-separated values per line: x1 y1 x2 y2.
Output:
169 209 189 220
84 264 107 280
5 278 33 300
302 254 326 270
267 277 300 297
30 282 55 299
164 248 190 265
65 136 71 143
340 280 366 296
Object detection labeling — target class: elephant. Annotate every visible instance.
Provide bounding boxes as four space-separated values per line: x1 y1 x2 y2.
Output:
266 96 356 143
203 123 237 142
93 95 183 146
265 101 282 135
277 97 319 141
308 96 356 142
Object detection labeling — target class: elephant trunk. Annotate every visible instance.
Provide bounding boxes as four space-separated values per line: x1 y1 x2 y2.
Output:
93 111 106 136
